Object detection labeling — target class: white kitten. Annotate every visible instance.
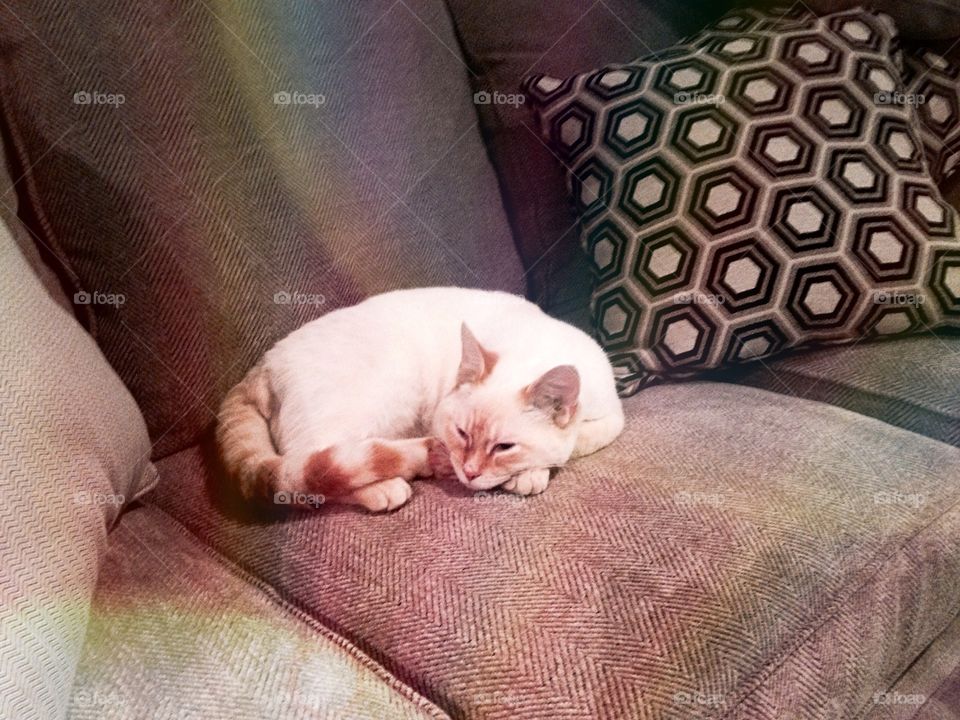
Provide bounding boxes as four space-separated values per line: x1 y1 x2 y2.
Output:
218 287 624 512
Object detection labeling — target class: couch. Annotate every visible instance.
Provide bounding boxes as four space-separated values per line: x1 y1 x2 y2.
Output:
1 1 959 718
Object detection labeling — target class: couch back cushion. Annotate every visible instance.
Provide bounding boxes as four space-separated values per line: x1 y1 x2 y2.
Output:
0 0 525 457
445 0 730 327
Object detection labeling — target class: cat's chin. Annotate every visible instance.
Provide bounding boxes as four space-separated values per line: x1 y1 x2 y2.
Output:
459 475 508 492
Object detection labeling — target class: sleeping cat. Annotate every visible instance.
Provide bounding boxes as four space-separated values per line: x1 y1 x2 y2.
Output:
217 287 624 512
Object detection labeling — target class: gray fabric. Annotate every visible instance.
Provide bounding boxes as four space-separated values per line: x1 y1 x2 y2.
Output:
802 0 960 39
725 332 960 447
0 219 157 718
0 0 526 458
149 382 960 718
863 609 960 720
0 140 72 313
67 505 448 720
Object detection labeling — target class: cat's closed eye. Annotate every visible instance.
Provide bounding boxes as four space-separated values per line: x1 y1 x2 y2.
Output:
492 442 515 453
456 426 469 441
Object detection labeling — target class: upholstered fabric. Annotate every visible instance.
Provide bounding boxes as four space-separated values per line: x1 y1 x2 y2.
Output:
0 141 72 312
724 331 960 447
862 609 960 719
803 0 960 40
148 383 960 718
904 47 960 184
0 0 526 458
444 0 725 327
526 7 960 396
0 218 157 718
67 505 447 720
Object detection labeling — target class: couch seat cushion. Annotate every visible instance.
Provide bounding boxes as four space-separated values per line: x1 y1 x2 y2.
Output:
67 505 447 720
862 608 960 720
149 383 960 719
722 332 960 448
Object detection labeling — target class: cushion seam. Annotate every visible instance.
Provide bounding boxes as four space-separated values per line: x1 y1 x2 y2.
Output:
0 62 95 334
714 488 960 719
733 366 958 444
855 606 960 720
135 501 452 720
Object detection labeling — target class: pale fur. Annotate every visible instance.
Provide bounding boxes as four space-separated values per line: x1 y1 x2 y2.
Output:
217 287 624 512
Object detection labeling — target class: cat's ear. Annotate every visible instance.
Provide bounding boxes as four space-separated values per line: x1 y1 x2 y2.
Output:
456 323 498 386
524 365 580 428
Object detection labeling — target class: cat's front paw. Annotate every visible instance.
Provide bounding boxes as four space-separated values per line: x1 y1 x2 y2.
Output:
348 477 413 512
501 468 550 496
426 438 458 482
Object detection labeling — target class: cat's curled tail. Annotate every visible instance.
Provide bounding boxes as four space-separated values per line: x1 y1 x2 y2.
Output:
218 364 433 511
216 363 282 502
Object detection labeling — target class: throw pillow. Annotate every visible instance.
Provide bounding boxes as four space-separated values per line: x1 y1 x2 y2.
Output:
526 7 960 395
0 200 157 719
803 0 960 40
903 47 960 183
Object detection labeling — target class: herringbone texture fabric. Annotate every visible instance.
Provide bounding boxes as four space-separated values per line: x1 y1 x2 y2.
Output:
863 609 960 720
724 331 960 448
0 217 157 718
67 505 448 720
0 0 525 458
150 383 960 719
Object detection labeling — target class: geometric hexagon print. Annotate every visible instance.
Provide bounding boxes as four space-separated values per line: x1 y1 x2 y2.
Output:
903 48 960 184
525 7 960 396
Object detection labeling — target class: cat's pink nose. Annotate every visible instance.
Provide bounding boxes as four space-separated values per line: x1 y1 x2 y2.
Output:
462 463 481 480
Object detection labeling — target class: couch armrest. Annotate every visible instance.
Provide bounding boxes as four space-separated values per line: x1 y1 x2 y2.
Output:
0 202 157 718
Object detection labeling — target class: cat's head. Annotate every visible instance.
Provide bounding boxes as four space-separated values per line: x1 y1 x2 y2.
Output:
432 323 580 491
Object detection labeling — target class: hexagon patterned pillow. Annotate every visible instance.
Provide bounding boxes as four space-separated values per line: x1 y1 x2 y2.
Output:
525 6 960 396
903 47 960 184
